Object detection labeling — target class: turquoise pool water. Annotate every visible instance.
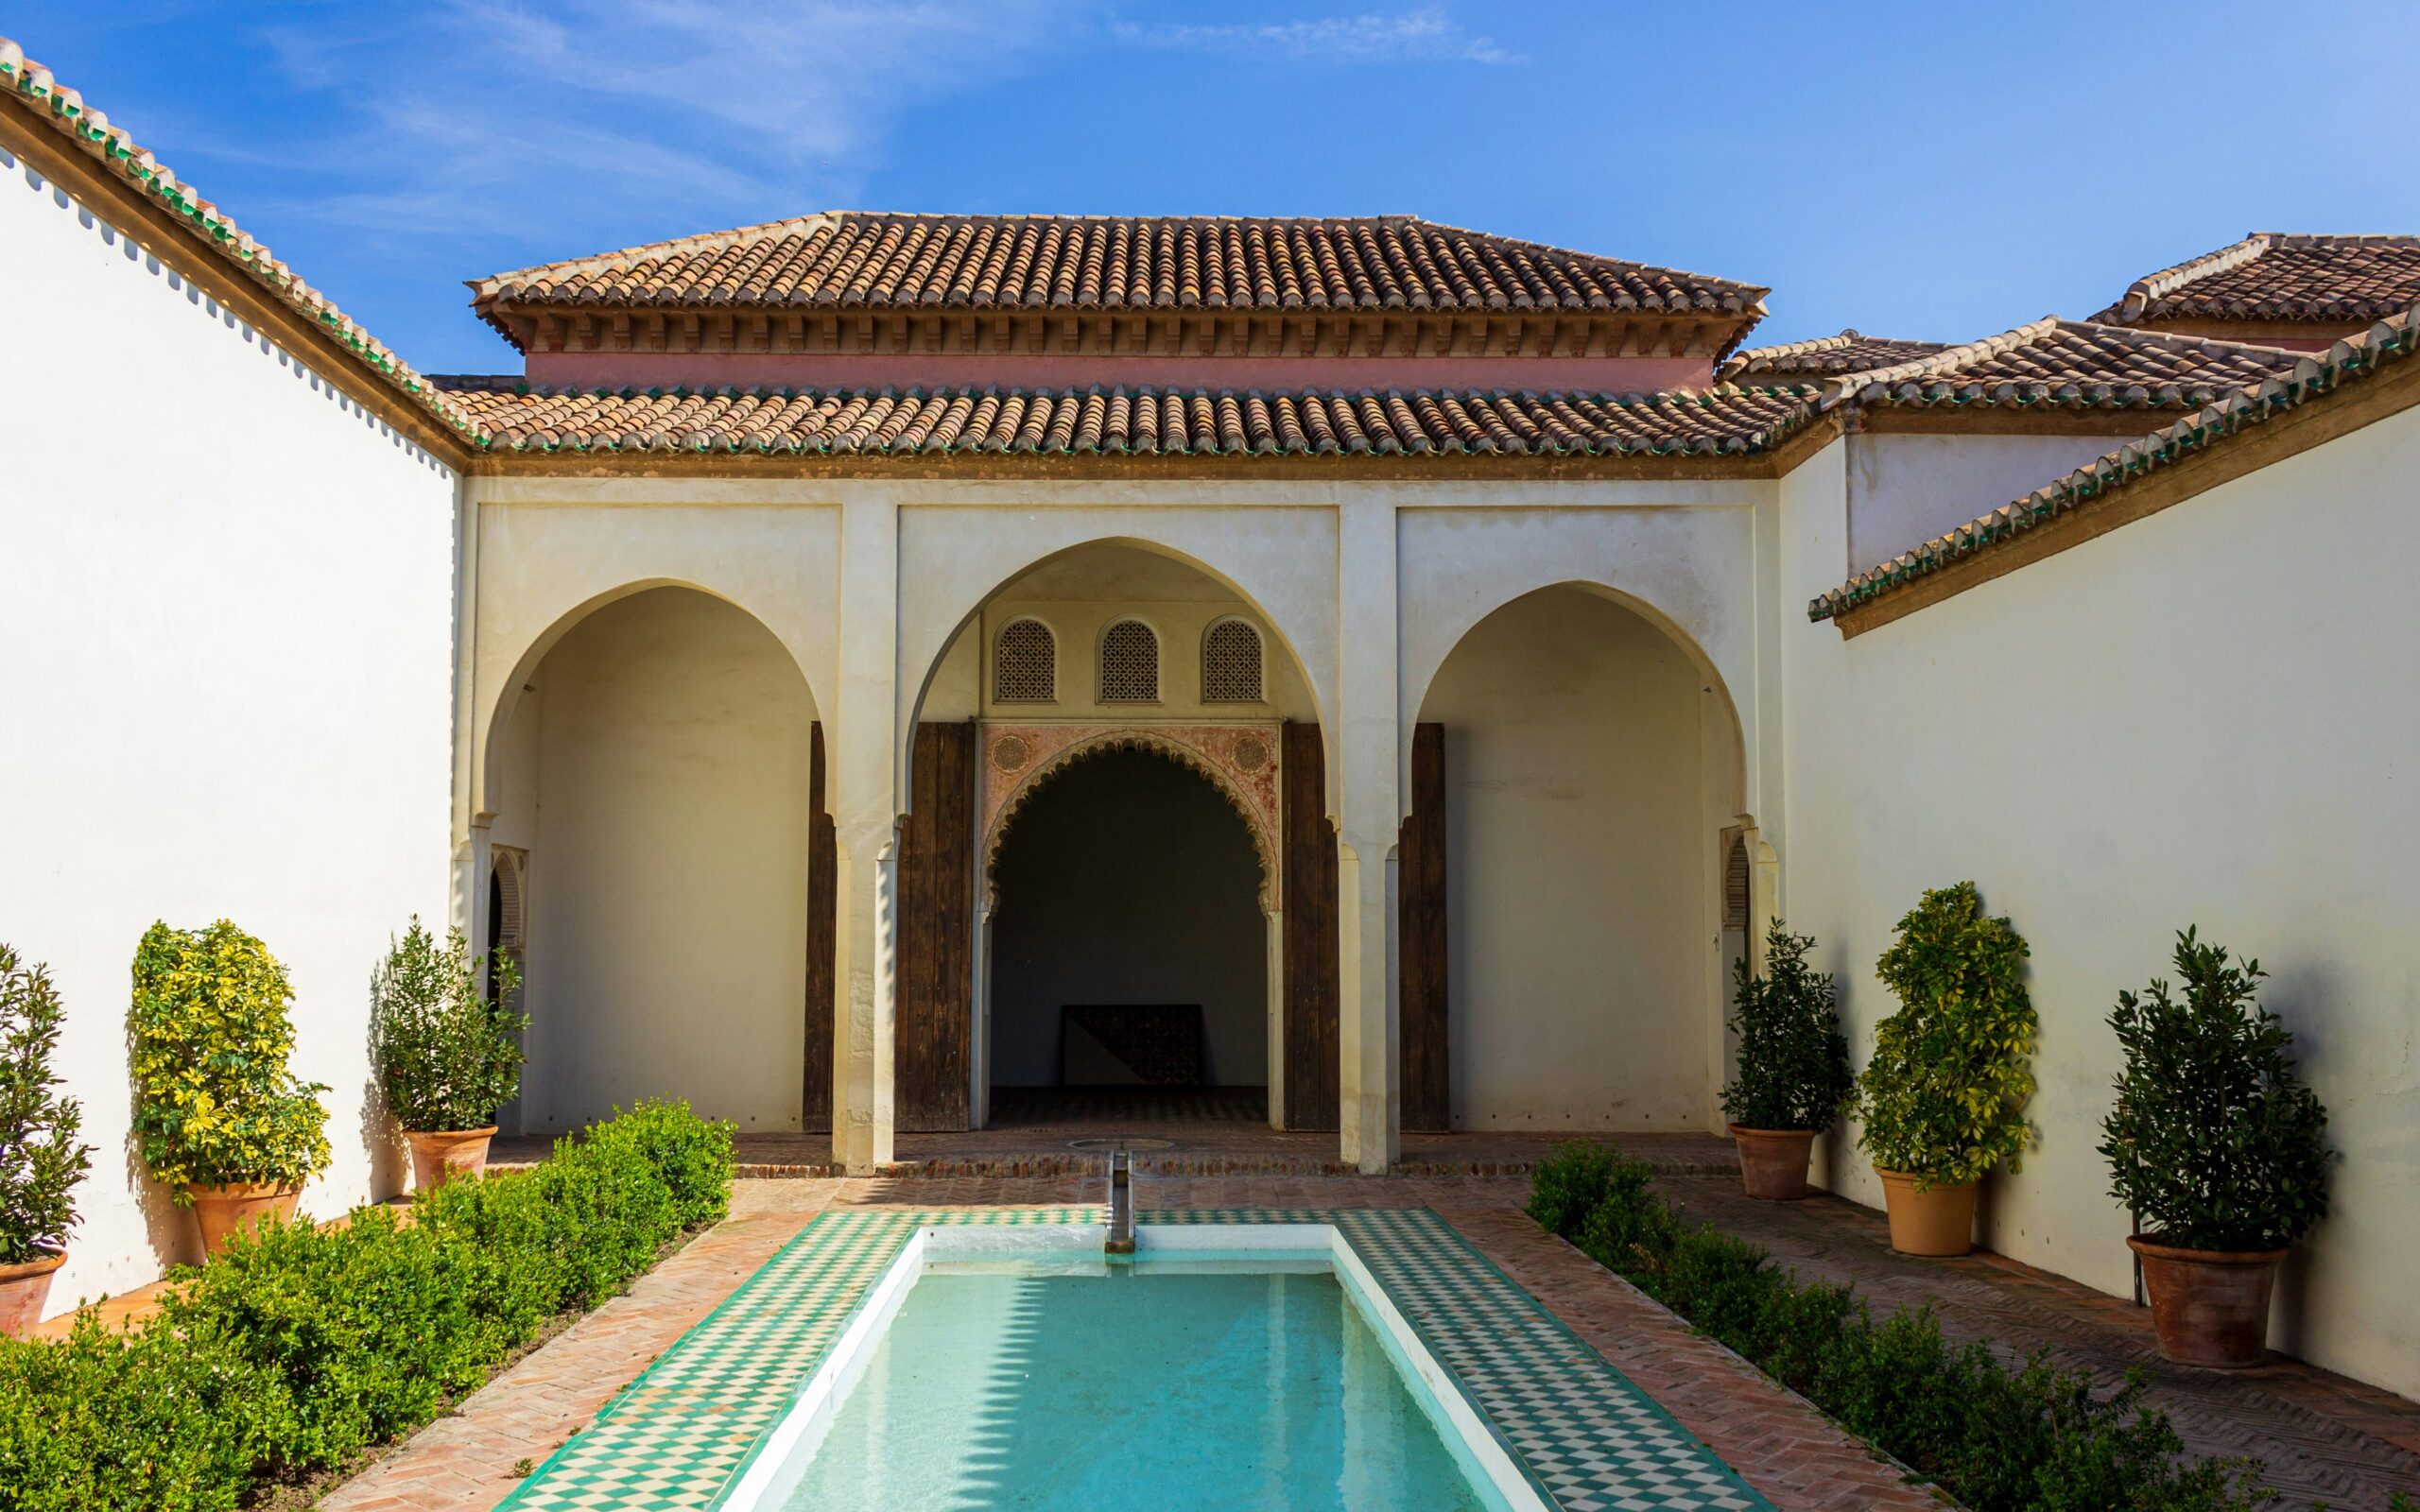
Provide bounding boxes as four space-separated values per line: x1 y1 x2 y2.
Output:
769 1255 1508 1511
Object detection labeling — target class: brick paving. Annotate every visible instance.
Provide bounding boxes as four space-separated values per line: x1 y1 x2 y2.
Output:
1661 1177 2420 1512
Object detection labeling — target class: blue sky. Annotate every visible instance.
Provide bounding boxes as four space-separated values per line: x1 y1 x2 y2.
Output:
14 1 2420 375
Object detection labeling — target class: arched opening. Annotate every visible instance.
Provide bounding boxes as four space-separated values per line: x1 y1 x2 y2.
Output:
986 745 1269 1122
484 585 819 1134
908 540 1323 1133
1416 582 1743 1131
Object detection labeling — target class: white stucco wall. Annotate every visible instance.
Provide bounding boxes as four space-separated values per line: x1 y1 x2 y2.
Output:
508 588 816 1134
1419 586 1723 1129
1844 432 2132 577
1781 413 2420 1398
0 149 458 1307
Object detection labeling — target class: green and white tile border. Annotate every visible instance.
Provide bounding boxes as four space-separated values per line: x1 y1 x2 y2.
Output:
496 1208 1772 1512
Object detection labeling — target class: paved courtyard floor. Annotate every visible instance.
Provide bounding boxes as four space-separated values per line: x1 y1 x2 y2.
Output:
314 1126 2419 1511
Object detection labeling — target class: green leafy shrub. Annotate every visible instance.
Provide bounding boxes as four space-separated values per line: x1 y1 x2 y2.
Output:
0 1100 732 1511
1856 883 2036 1188
1527 1143 2273 1512
370 919 527 1132
1720 920 1853 1132
129 921 330 1200
2100 930 2331 1252
0 946 93 1264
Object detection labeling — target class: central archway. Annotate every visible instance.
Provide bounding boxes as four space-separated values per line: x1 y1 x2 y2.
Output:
983 744 1271 1125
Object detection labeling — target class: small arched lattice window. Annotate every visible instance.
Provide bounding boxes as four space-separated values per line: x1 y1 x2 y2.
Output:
994 618 1056 702
1098 618 1160 702
1721 833 1751 932
1201 618 1265 703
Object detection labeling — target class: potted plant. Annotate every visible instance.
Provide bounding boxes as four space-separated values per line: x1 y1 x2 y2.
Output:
1720 920 1853 1200
1855 882 2035 1256
370 918 527 1191
130 920 331 1256
0 945 93 1336
2100 929 2330 1367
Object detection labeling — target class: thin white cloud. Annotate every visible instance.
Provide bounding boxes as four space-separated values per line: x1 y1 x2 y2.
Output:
1113 7 1517 64
231 0 1080 252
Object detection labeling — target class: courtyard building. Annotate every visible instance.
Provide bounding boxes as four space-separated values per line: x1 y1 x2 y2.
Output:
5 32 2419 1416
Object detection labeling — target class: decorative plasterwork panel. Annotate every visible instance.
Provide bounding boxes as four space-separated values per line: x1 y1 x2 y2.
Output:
979 723 1283 911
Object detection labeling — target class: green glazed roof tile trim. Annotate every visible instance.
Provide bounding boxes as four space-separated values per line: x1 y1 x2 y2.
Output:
0 35 476 438
1808 302 2420 622
498 1207 1772 1512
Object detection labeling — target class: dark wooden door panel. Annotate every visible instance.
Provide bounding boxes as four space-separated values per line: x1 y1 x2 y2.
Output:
1282 720 1340 1131
801 722 836 1132
896 721 975 1131
1400 721 1448 1131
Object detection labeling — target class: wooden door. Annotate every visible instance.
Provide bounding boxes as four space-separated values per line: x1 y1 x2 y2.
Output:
1399 722 1449 1131
801 722 837 1131
896 721 976 1131
1282 720 1340 1130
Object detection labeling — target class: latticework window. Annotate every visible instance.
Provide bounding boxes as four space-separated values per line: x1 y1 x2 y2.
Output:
1201 618 1264 702
1098 619 1160 702
1722 833 1751 931
994 619 1056 702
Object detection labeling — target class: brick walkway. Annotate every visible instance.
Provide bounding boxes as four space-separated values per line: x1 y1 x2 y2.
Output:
323 1173 1931 1512
1660 1177 2420 1512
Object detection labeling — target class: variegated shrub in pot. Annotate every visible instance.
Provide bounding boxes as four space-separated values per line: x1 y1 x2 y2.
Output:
2101 929 2331 1368
1720 921 1853 1200
371 918 526 1192
130 920 332 1257
0 943 93 1335
1855 883 2035 1257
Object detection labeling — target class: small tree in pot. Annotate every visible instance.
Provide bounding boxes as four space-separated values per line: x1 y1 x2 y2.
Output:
2100 929 2330 1368
130 920 331 1256
1720 921 1853 1199
0 945 93 1335
371 919 526 1191
1855 882 2035 1256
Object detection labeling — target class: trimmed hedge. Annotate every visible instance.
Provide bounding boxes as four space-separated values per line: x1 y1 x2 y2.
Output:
0 1100 733 1512
1530 1143 2274 1512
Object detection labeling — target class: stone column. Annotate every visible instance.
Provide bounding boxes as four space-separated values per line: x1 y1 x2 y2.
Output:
1335 496 1402 1174
831 492 902 1173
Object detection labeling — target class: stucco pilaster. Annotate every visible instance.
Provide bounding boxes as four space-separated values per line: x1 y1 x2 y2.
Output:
1335 496 1402 1172
832 493 903 1172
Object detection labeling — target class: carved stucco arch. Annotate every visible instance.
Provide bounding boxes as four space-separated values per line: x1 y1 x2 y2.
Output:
979 726 1283 915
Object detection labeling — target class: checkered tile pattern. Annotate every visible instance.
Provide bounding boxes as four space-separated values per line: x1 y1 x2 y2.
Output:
501 1207 1769 1511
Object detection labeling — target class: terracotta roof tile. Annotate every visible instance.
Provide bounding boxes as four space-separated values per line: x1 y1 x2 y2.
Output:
1808 304 2420 621
431 379 1819 460
1822 318 2301 412
1719 330 1947 382
2095 233 2420 327
0 35 474 445
471 212 1768 321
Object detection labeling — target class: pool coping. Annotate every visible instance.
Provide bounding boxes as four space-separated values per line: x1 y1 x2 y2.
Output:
497 1207 1774 1512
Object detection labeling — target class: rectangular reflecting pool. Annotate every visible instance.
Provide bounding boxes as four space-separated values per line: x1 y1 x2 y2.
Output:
498 1210 1772 1512
727 1229 1530 1511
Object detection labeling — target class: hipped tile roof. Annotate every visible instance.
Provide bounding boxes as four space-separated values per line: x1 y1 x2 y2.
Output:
471 212 1767 324
1821 318 2301 412
2094 233 2420 327
1720 330 1946 382
0 35 475 444
1809 303 2420 622
431 379 1820 459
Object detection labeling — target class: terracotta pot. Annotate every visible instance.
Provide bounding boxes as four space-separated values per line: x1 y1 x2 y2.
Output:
2128 1235 2287 1368
406 1126 498 1192
1729 1125 1816 1200
1874 1166 1978 1256
0 1248 65 1338
188 1180 302 1257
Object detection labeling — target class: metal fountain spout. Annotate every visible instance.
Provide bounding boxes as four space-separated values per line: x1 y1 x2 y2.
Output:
1105 1145 1135 1255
